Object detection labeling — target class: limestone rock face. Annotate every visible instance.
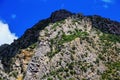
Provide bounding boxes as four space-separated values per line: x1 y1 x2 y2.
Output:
0 10 120 80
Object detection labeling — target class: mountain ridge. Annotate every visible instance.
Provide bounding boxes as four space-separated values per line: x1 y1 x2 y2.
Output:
0 9 120 80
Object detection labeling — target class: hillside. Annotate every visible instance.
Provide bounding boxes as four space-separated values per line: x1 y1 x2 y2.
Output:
0 9 120 80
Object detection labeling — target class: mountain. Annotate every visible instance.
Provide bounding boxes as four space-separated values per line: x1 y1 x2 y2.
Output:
0 9 120 80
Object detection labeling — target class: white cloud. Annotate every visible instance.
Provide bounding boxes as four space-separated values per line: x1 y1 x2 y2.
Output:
0 20 18 45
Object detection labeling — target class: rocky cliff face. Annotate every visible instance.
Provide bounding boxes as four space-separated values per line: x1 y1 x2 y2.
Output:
0 9 120 80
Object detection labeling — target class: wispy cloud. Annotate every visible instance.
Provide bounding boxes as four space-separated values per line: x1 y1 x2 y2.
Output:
101 0 115 8
103 4 109 8
11 14 16 19
0 20 18 45
102 0 113 3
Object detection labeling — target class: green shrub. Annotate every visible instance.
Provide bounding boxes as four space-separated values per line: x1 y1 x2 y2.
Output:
47 77 53 80
70 70 76 75
52 23 59 29
0 77 3 80
101 62 120 80
58 31 88 45
57 75 63 80
29 42 37 49
50 71 57 76
69 78 76 80
100 34 120 43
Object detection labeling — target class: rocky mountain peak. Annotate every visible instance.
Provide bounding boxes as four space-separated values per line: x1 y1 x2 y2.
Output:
50 9 73 22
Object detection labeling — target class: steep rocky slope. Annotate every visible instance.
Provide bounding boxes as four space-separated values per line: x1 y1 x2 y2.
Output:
0 9 120 80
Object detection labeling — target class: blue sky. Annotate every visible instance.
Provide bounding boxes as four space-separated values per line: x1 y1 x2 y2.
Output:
0 0 120 45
